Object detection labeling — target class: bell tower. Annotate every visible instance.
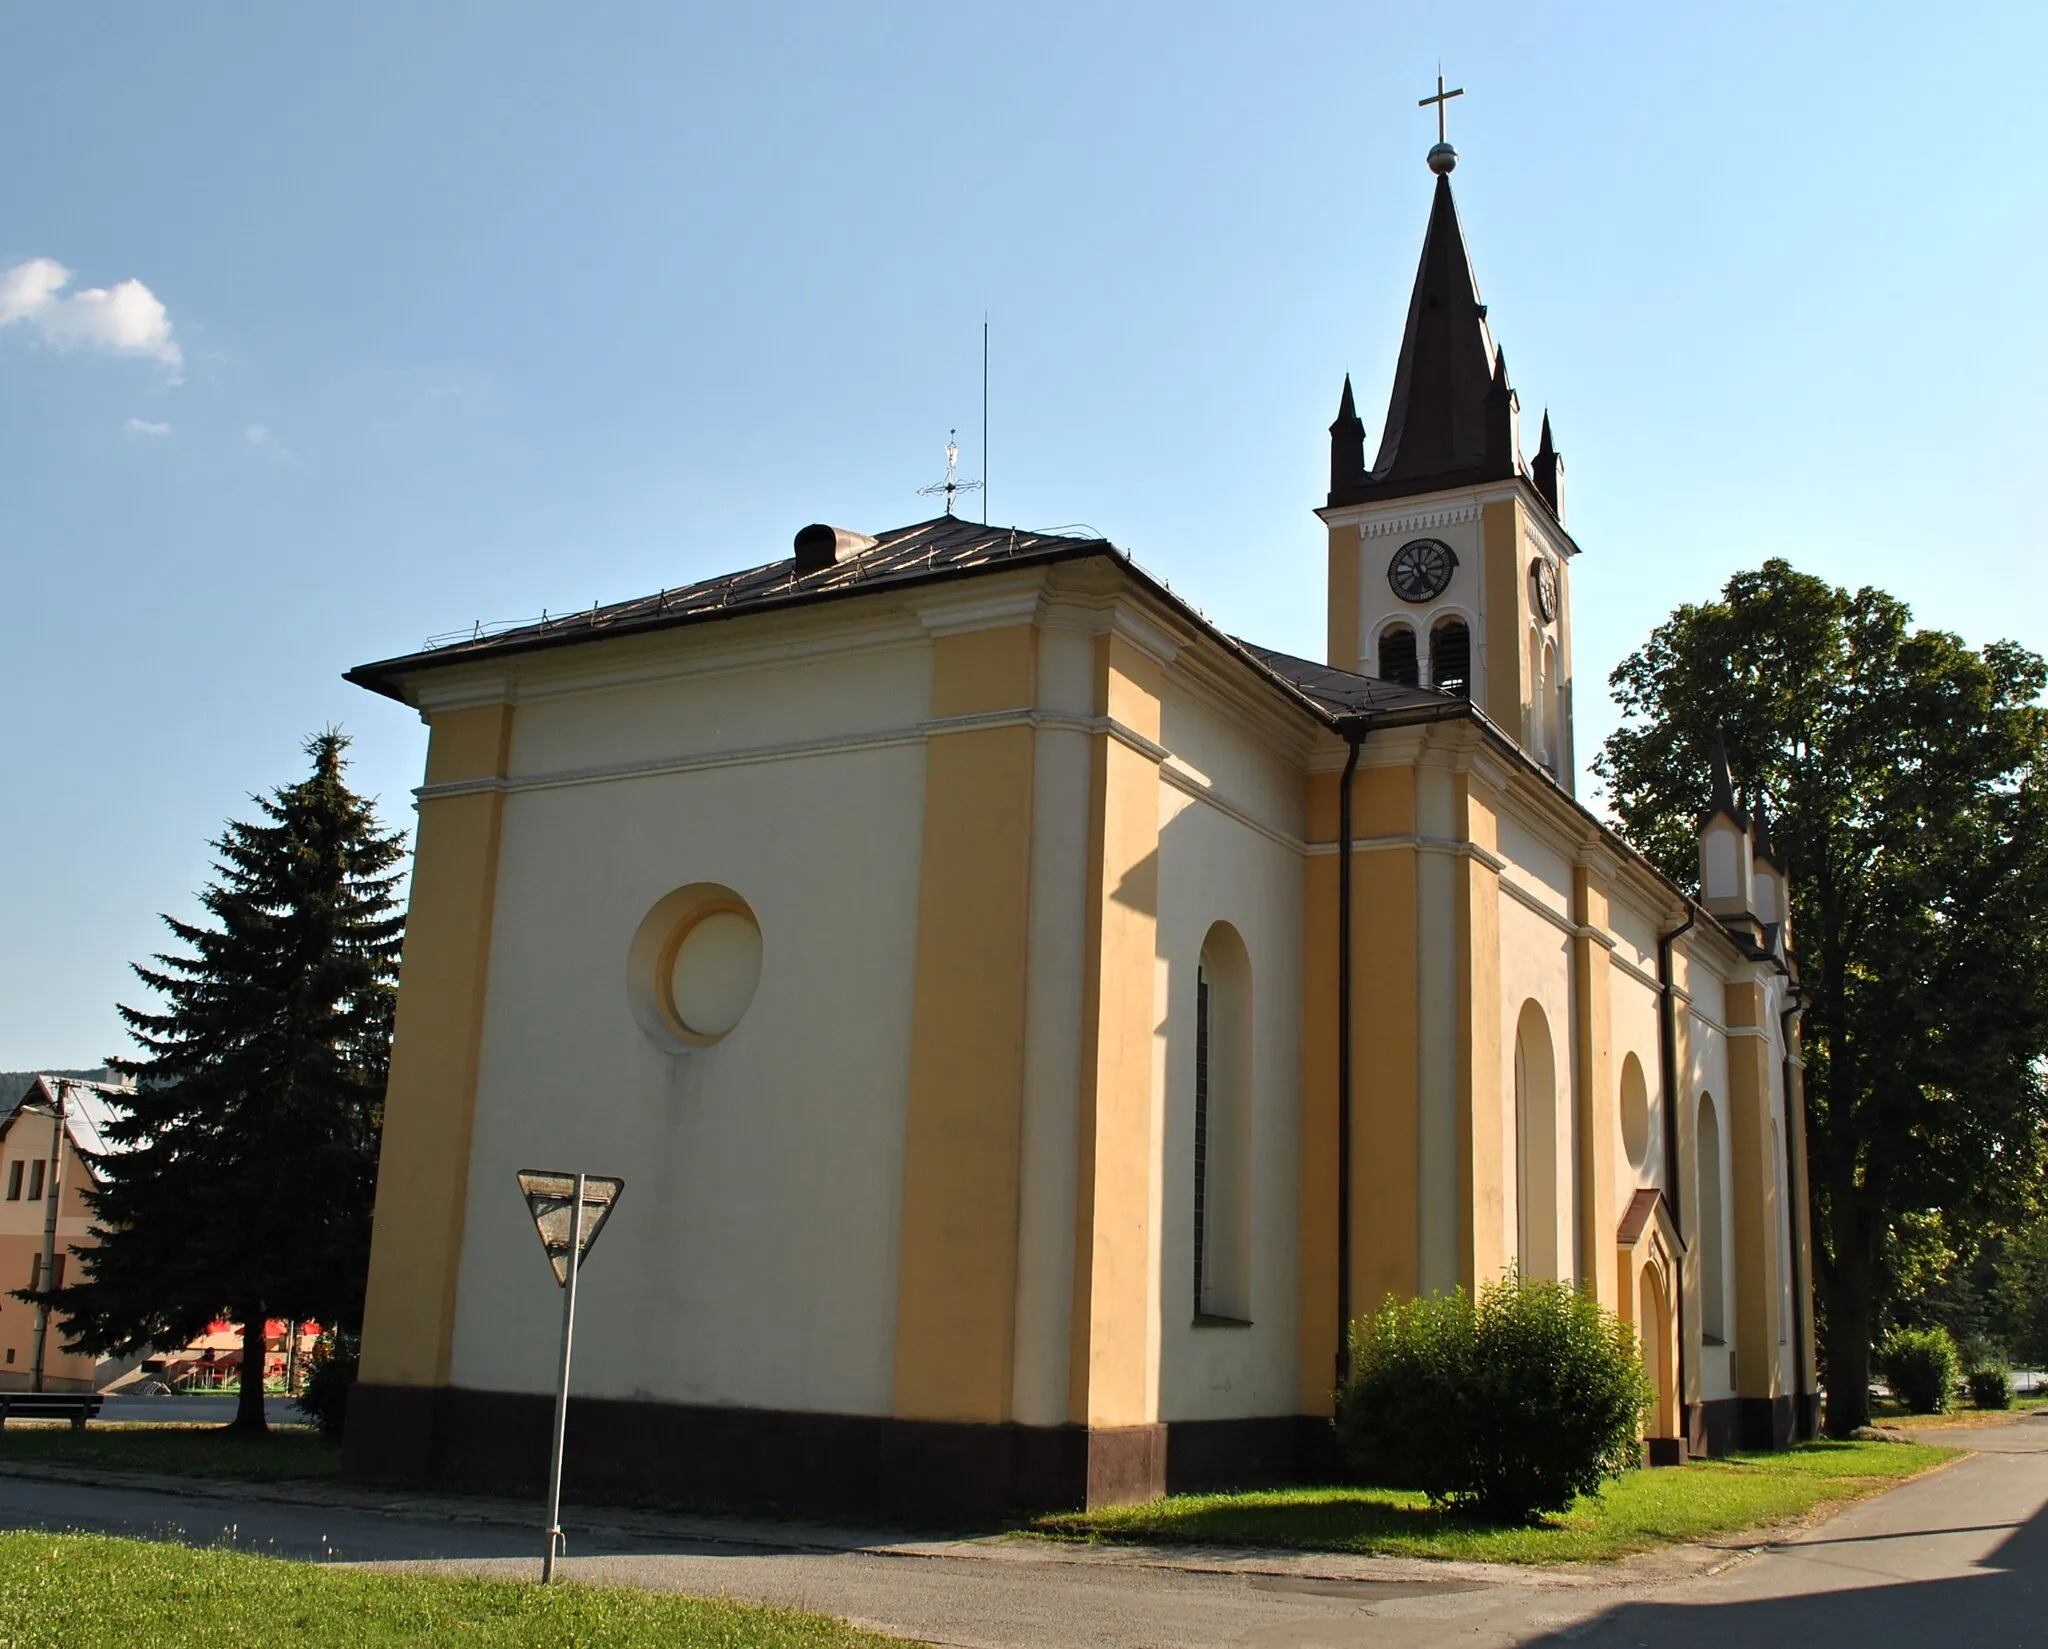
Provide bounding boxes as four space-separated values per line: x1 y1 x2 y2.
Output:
1318 94 1580 789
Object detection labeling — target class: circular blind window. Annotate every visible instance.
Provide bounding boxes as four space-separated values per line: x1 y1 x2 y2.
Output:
1619 1053 1651 1170
627 885 765 1054
667 908 763 1040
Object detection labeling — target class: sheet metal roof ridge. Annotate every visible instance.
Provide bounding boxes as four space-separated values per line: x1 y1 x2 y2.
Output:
346 518 1115 702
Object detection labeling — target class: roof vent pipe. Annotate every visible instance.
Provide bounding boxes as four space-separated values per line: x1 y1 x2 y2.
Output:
793 524 877 574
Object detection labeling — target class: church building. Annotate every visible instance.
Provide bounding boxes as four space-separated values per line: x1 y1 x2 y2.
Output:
343 136 1817 1515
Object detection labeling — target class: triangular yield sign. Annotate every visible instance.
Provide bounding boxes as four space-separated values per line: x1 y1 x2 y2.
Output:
517 1170 625 1285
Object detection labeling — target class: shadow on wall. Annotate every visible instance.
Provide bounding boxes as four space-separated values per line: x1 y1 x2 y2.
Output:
1523 1494 2048 1648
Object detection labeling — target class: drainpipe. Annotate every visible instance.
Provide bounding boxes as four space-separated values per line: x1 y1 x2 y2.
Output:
1778 985 1811 1435
1656 910 1697 1451
1334 725 1365 1389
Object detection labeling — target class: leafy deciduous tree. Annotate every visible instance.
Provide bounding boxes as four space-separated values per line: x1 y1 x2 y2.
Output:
1596 560 2048 1434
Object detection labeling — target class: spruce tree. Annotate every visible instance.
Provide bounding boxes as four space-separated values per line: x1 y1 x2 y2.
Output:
43 732 405 1433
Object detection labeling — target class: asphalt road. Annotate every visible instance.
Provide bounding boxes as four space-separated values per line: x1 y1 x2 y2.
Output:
1533 1418 2047 1649
0 1414 2040 1647
94 1393 307 1426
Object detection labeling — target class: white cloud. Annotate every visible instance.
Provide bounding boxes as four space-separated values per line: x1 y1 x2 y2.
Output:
0 257 182 372
244 422 305 469
124 418 170 436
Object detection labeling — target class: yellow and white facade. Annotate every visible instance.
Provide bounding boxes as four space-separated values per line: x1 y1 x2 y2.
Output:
345 171 1815 1513
0 1077 124 1392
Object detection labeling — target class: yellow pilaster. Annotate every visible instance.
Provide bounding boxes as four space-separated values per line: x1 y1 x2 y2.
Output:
358 702 515 1388
1673 957 1703 1410
1481 499 1526 736
1572 866 1619 1306
891 625 1039 1423
1350 771 1421 1320
1299 779 1340 1412
1786 1021 1819 1396
1456 772 1505 1290
1327 523 1361 671
1725 981 1784 1399
1067 632 1164 1431
1298 762 1418 1414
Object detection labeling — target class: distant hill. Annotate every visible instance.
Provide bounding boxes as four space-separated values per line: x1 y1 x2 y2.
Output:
0 1069 118 1110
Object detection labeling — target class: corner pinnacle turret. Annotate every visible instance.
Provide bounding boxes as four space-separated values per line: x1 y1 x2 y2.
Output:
1329 374 1366 499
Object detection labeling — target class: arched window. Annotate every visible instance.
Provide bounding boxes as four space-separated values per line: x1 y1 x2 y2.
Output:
1378 624 1419 687
1514 1000 1559 1281
1430 619 1471 697
1697 1094 1727 1344
1542 639 1562 772
1193 923 1252 1321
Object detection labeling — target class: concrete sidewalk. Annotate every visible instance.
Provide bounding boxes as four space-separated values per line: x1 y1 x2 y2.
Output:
0 1413 2041 1646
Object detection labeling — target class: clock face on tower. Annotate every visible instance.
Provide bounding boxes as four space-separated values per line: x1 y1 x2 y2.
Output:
1531 556 1560 623
1388 538 1458 603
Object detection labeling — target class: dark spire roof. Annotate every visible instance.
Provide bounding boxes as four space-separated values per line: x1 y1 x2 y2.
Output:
1752 789 1784 870
1705 732 1750 830
1329 374 1367 498
1329 173 1520 508
1532 410 1564 521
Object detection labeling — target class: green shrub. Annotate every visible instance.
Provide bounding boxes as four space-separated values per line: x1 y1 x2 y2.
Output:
293 1331 358 1438
1966 1364 2012 1410
1878 1326 1960 1414
1337 1272 1652 1522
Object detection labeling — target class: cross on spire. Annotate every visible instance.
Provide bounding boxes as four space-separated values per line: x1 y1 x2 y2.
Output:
1419 68 1464 144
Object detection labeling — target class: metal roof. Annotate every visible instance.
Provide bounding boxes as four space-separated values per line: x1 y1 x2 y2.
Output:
347 516 1115 701
346 513 1475 745
5 1075 129 1162
1236 642 1469 722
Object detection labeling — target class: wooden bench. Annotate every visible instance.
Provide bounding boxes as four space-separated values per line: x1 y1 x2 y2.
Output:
0 1393 103 1431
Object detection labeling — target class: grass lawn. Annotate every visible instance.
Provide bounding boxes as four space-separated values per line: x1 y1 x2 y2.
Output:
1034 1439 1960 1565
0 1422 340 1482
0 1531 913 1648
1869 1396 2048 1429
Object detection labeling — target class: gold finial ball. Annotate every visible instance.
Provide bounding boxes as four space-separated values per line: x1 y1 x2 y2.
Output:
1427 141 1458 175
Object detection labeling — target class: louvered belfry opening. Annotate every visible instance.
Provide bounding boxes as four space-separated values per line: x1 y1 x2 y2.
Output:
1430 619 1471 696
1379 625 1420 687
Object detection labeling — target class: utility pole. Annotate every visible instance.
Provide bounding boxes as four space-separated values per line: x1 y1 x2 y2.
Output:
30 1081 68 1392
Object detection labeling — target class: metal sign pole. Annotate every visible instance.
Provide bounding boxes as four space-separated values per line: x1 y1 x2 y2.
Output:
540 1171 585 1583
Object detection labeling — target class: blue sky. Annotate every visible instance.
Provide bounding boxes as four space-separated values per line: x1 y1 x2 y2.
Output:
4 2 2043 1067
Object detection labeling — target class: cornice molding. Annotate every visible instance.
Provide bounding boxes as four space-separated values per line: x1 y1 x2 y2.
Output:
1358 500 1486 540
408 600 934 712
906 582 1050 638
415 673 516 714
1107 597 1186 666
